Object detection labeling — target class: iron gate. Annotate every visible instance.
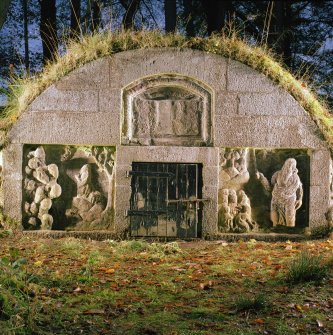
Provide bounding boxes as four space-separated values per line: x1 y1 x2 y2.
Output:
127 163 203 238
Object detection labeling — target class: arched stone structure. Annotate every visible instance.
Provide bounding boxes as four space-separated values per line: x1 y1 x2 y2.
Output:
3 48 331 237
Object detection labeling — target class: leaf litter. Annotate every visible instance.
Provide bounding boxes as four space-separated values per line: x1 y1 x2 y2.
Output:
0 235 332 334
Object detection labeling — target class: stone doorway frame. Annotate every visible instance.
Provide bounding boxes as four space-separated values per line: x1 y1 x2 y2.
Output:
114 146 219 236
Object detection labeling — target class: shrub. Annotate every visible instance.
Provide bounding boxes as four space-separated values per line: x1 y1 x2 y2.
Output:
286 252 328 284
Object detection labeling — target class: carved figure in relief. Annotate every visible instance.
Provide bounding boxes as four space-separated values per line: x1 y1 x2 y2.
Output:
218 188 256 233
218 189 234 231
65 147 115 229
234 191 257 233
23 146 62 230
219 149 250 191
66 164 106 223
270 158 303 227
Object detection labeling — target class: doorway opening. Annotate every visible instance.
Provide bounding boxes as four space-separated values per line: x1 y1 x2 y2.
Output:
128 162 203 238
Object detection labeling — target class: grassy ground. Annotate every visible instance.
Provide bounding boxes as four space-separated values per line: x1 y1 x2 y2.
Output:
0 234 332 335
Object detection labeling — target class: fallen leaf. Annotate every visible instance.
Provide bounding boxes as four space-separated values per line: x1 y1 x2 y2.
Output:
73 287 82 293
254 318 264 324
105 268 115 274
295 304 303 312
316 319 324 328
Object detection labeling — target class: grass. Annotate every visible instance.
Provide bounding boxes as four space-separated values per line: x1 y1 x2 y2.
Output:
286 251 329 284
234 292 267 312
0 236 332 334
1 29 332 150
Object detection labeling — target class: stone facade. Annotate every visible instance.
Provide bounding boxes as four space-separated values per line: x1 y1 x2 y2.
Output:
3 48 331 236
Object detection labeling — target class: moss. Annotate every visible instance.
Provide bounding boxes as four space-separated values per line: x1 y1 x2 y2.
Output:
1 29 332 149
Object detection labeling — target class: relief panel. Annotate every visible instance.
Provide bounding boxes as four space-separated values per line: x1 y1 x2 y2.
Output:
218 148 309 233
122 74 212 146
23 145 115 231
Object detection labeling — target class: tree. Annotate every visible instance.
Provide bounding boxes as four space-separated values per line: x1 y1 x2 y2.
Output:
202 0 233 35
182 0 195 36
40 0 58 63
165 0 176 32
120 0 141 29
0 0 12 28
0 0 332 108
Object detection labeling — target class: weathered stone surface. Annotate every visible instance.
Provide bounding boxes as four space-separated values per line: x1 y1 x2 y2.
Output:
114 164 132 187
309 185 330 225
3 144 23 221
310 149 331 186
238 90 305 116
215 92 239 115
227 60 276 93
238 93 280 116
203 205 218 236
202 185 219 203
9 111 120 145
215 115 326 148
99 89 121 113
117 146 219 166
28 86 99 113
278 90 307 117
110 48 227 91
114 185 132 233
202 166 220 187
55 58 110 90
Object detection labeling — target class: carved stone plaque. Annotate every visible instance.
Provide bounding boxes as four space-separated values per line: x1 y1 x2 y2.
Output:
22 144 116 231
122 74 212 146
218 148 309 233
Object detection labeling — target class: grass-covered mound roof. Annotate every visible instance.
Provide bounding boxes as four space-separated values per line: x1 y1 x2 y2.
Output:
1 30 332 147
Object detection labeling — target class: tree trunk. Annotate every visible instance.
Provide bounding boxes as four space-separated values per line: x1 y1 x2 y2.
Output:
120 0 141 30
202 0 233 35
70 0 81 37
183 0 194 37
92 0 101 31
0 0 11 28
267 0 293 68
22 0 29 73
40 0 58 64
165 0 177 32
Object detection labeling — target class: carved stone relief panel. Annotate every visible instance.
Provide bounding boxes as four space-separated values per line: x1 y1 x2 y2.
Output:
23 145 115 231
218 148 309 233
122 74 212 146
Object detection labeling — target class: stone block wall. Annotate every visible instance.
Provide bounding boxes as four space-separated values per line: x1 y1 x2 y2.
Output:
3 48 331 235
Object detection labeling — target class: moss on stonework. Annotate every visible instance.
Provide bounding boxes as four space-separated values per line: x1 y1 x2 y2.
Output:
0 30 332 149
